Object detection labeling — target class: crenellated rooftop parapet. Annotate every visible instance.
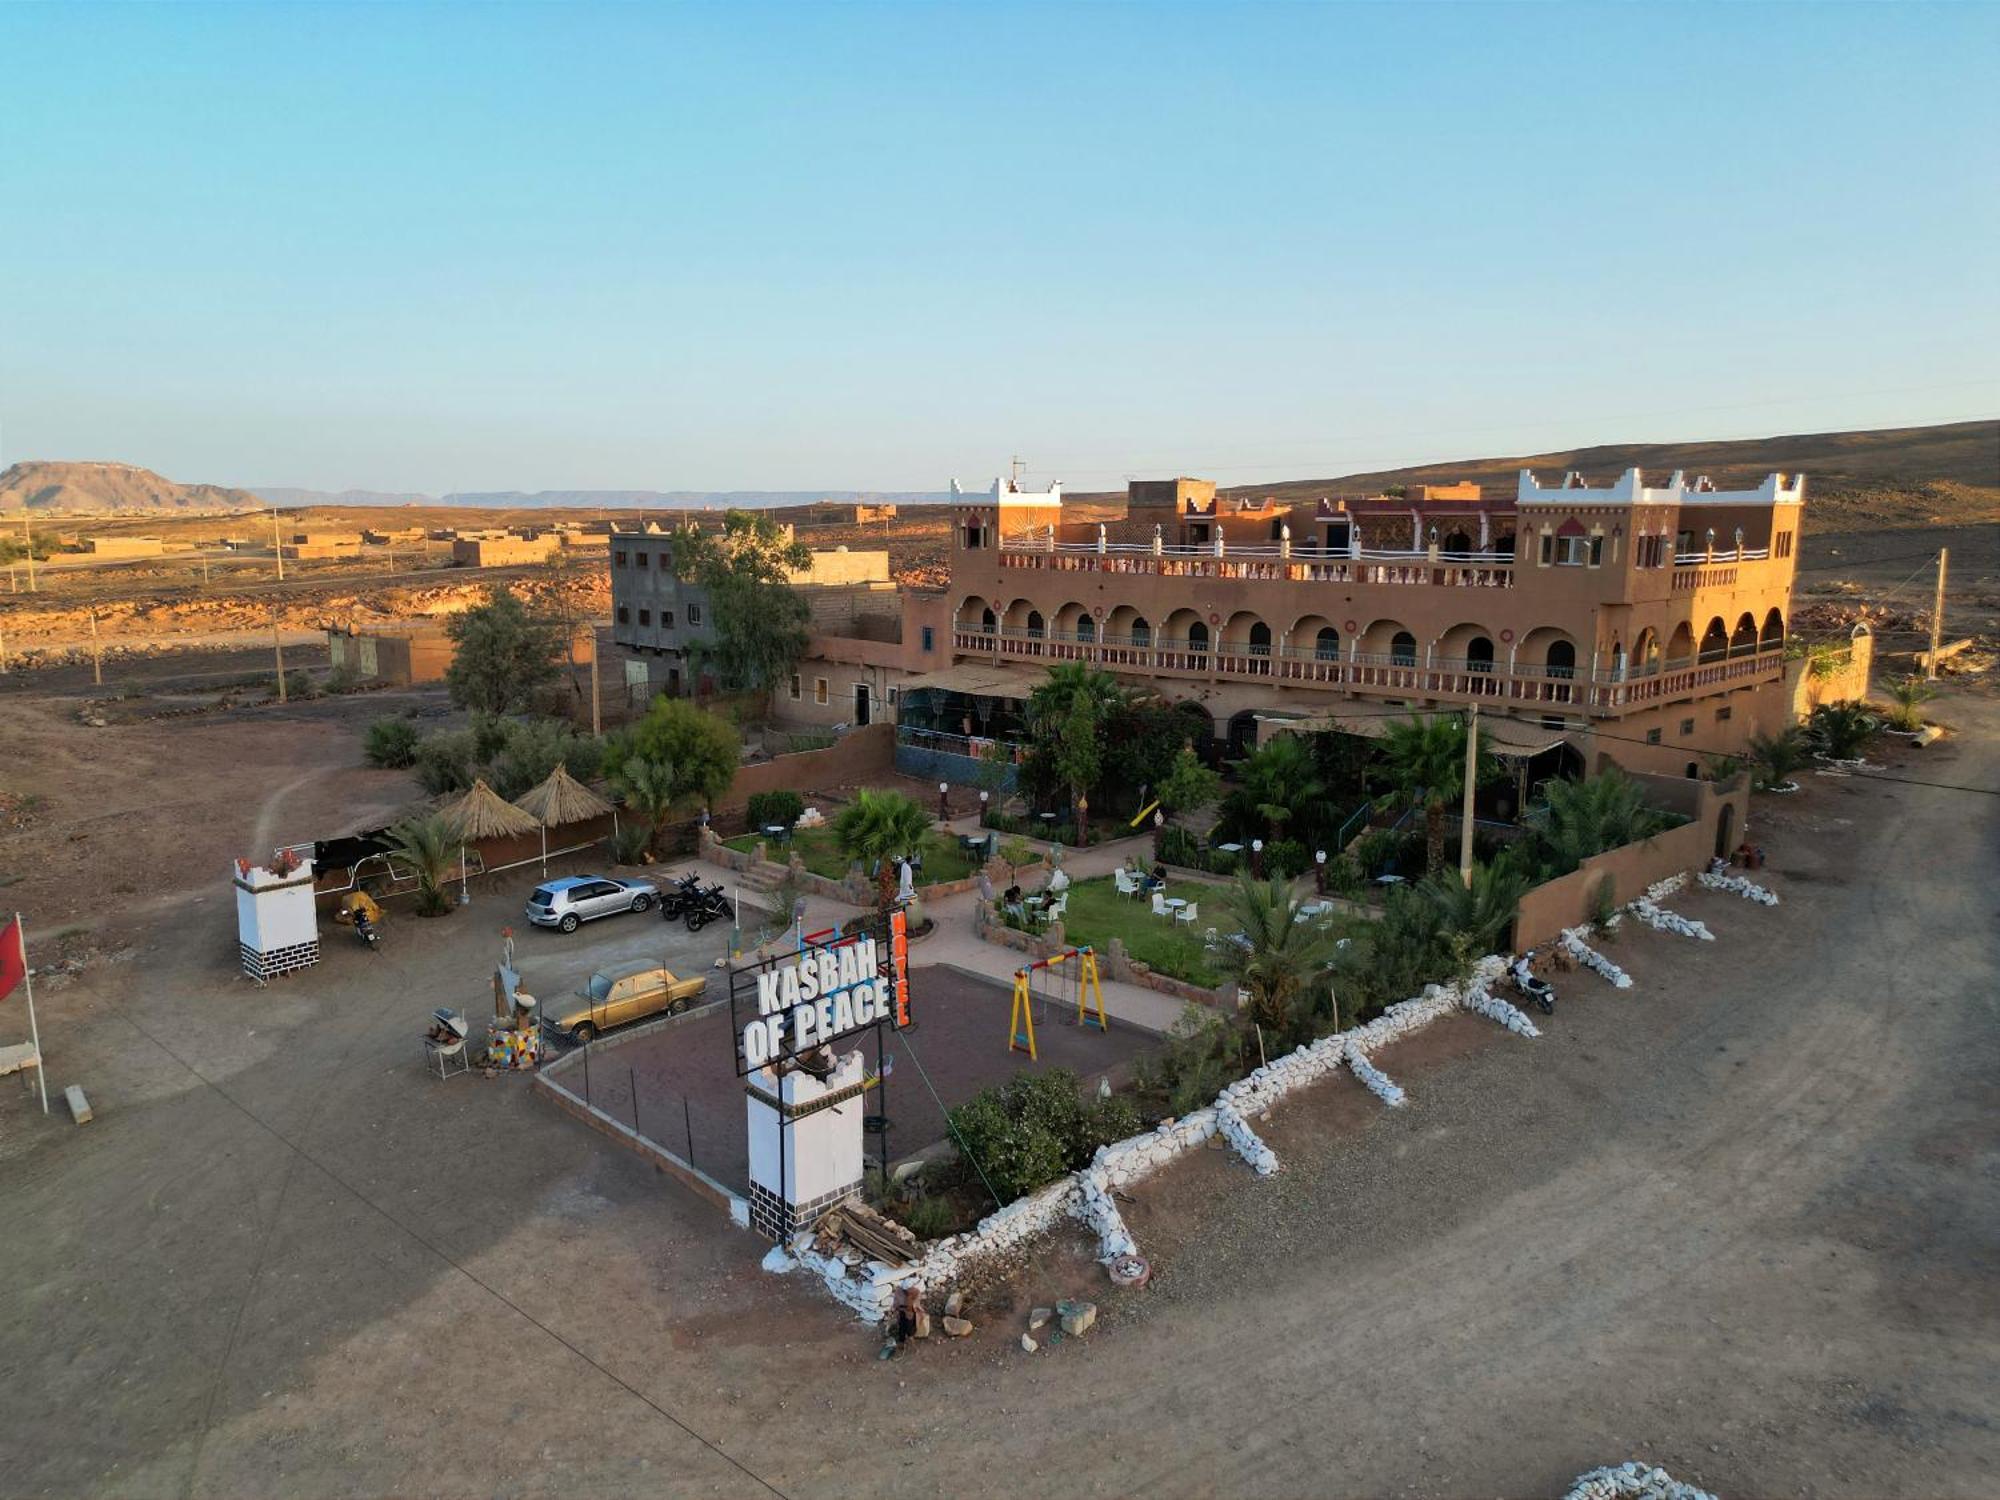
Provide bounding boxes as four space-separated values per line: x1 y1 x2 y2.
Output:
1517 467 1803 507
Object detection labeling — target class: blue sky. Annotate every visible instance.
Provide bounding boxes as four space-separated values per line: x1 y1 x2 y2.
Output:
1 1 1994 494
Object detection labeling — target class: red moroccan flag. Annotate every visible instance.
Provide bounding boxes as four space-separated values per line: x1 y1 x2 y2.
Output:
0 917 24 1004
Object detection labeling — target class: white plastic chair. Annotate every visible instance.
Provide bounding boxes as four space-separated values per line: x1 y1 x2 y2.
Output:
1114 869 1138 898
1151 892 1169 919
1046 893 1068 923
1174 900 1199 928
424 1011 471 1080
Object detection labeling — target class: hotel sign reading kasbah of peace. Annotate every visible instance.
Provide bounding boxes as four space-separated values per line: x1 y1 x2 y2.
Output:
732 913 909 1075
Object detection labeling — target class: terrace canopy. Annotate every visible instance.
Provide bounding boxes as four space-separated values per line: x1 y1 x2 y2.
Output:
894 661 1044 742
438 779 541 842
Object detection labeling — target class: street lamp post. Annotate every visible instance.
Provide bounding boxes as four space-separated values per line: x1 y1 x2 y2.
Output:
1315 848 1328 895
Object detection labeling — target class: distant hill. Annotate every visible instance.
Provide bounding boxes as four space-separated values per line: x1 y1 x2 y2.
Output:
249 486 959 510
0 460 264 515
1209 419 1999 534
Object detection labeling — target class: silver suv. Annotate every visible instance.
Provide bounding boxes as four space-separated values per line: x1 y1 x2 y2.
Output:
525 875 659 933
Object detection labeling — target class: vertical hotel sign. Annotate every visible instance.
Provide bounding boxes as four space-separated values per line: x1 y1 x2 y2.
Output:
731 909 912 1076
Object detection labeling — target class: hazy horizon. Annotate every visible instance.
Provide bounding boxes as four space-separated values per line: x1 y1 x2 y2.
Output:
2 2 1995 493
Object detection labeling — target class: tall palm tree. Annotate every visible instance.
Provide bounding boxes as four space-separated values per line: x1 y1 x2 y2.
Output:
1213 874 1343 1038
388 813 458 916
1025 663 1125 842
1224 734 1324 845
1527 768 1670 875
833 789 933 911
608 752 681 854
1374 713 1496 875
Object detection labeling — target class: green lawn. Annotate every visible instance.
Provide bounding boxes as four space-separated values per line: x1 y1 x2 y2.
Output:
725 825 978 885
1055 874 1228 989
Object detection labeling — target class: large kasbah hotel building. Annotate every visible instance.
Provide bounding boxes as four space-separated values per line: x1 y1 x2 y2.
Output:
794 464 1857 784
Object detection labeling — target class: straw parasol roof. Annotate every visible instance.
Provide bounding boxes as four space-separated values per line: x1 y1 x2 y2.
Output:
512 762 614 827
438 778 541 841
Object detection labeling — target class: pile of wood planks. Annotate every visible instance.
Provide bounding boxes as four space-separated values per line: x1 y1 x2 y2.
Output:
815 1200 921 1266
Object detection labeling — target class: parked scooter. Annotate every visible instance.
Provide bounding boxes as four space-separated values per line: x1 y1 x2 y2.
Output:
1510 954 1555 1014
354 911 381 951
683 882 731 933
658 871 706 920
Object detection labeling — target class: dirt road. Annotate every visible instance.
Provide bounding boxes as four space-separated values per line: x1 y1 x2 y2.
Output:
0 690 1994 1498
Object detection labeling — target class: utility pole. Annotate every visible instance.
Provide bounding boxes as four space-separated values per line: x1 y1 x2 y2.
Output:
1 625 9 672
88 609 102 687
201 552 210 587
1926 547 1949 681
1459 703 1479 888
272 508 284 582
272 607 286 703
22 512 35 593
589 629 602 736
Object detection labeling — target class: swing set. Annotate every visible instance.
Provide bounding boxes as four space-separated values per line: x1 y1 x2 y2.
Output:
1007 945 1107 1060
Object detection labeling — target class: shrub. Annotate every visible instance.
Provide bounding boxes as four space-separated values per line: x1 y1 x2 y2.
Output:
364 717 422 769
468 711 512 764
946 1068 1134 1204
611 821 650 864
1325 853 1364 899
1884 675 1936 733
1155 824 1203 868
900 1191 957 1241
324 662 361 695
786 732 835 754
490 718 605 798
277 669 320 700
1351 827 1400 880
1264 839 1309 880
746 789 805 829
412 729 479 796
1139 1006 1253 1118
1806 700 1879 760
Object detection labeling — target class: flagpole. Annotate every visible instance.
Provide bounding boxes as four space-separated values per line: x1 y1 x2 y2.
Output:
18 912 47 1115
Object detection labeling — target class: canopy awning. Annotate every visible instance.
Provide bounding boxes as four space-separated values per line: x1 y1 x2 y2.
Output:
1263 708 1570 758
896 661 1048 700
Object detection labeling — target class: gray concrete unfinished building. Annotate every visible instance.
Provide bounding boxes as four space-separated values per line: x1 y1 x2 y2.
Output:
609 525 893 698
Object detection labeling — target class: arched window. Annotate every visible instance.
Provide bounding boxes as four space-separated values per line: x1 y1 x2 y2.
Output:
1026 610 1045 639
1076 614 1095 643
1315 627 1340 661
1466 636 1494 673
1248 622 1271 656
1760 608 1784 650
1391 631 1417 667
1545 640 1576 679
980 608 996 635
1493 533 1516 557
1187 621 1210 655
1130 616 1151 647
1444 531 1473 559
1730 613 1756 655
1699 618 1728 662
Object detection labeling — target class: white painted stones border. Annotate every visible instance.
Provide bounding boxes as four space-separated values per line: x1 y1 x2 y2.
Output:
1562 1461 1717 1500
1698 869 1778 905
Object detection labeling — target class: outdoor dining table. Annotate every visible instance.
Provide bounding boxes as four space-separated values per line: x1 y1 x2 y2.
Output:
762 823 792 843
1215 842 1244 855
1161 897 1188 917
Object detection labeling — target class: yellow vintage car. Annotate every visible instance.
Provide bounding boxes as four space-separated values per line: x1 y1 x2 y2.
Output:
544 963 708 1044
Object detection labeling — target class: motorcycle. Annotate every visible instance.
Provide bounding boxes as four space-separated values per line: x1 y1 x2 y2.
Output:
658 871 705 920
1510 960 1555 1015
683 883 731 933
354 911 381 951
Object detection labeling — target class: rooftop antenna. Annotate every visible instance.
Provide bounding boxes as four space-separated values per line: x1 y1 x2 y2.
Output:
1009 454 1027 489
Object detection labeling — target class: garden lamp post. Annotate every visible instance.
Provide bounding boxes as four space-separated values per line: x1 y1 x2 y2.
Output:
1315 848 1327 895
939 781 950 822
1252 838 1264 877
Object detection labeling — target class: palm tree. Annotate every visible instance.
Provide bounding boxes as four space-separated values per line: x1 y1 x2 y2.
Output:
1374 713 1496 875
1526 768 1670 875
1747 725 1809 789
1224 734 1324 845
1025 663 1125 843
1212 874 1343 1039
833 789 933 911
607 752 681 854
1416 860 1529 962
1807 700 1879 759
388 813 458 916
1884 676 1936 733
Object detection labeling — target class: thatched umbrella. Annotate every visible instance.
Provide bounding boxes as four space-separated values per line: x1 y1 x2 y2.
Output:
512 762 617 873
513 762 614 827
438 778 541 842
